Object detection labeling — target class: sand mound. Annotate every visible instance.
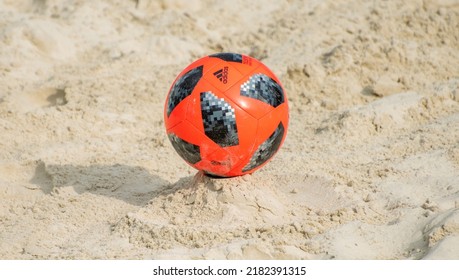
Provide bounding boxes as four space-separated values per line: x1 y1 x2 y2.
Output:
113 172 356 258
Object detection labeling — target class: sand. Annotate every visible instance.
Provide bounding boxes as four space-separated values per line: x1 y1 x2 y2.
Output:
1 0 459 259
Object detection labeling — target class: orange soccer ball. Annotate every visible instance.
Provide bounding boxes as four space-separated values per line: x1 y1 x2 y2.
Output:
164 53 289 177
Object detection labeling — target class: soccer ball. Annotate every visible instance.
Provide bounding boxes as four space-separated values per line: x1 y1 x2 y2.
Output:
164 53 289 177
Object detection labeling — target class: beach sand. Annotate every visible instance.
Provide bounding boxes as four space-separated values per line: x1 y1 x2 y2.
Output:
1 0 459 259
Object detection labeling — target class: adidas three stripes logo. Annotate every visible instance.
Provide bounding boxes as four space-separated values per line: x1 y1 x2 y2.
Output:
213 66 229 84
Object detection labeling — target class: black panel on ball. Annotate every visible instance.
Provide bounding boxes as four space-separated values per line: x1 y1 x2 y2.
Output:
240 73 284 108
209 53 243 63
168 133 201 164
242 122 284 172
166 65 203 117
200 91 239 147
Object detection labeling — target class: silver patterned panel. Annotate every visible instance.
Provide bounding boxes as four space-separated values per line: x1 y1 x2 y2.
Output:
242 122 284 172
200 91 239 147
166 65 203 117
240 73 284 108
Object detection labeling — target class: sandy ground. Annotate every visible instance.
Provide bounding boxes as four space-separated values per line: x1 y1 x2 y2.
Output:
1 0 459 259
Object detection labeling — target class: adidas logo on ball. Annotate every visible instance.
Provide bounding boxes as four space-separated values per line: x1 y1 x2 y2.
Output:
213 66 229 84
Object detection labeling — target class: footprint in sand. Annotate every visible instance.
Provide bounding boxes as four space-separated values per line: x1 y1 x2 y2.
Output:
10 87 67 113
